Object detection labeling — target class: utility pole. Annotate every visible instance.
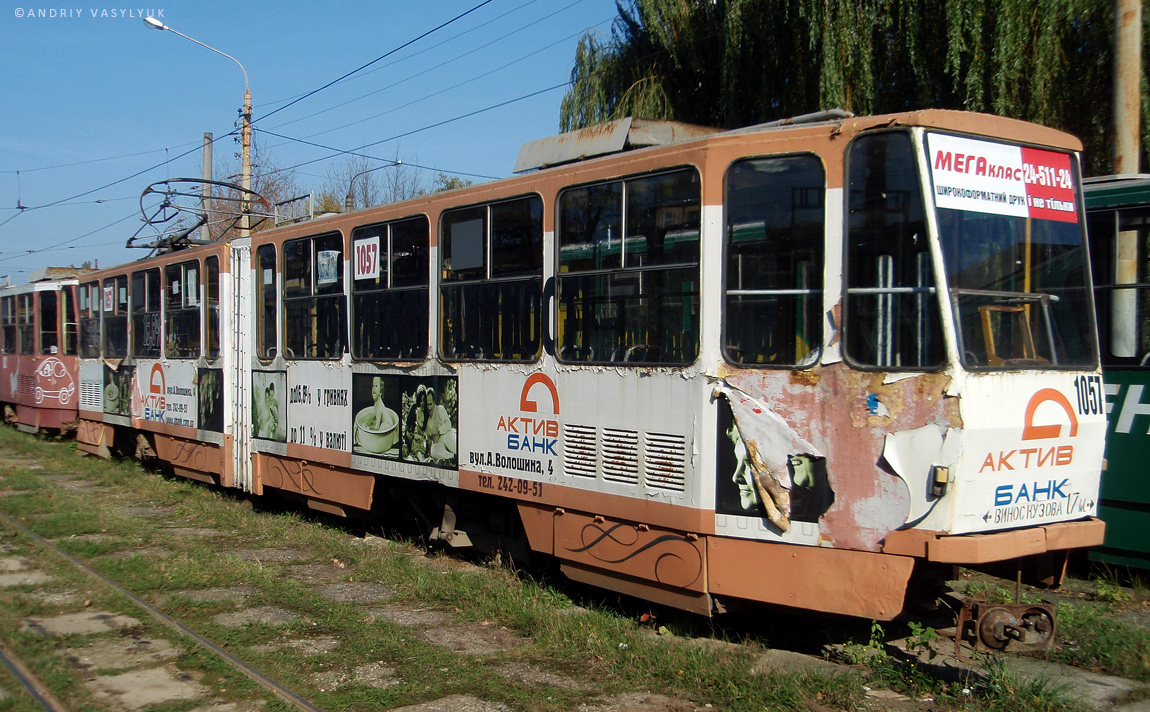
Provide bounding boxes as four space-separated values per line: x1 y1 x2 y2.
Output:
1111 0 1143 357
201 132 212 243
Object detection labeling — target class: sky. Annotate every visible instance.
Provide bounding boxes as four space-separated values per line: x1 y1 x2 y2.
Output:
0 0 620 282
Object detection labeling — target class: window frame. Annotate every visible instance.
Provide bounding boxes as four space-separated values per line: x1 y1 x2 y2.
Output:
351 214 430 362
438 193 544 363
555 167 702 366
16 293 34 355
103 275 129 358
79 281 101 358
205 255 221 360
721 153 827 369
131 268 162 358
164 259 202 359
841 129 945 372
39 290 58 354
282 232 347 361
1 295 14 355
256 244 278 361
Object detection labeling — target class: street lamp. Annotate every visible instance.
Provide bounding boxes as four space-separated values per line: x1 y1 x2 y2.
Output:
143 16 252 237
345 160 402 212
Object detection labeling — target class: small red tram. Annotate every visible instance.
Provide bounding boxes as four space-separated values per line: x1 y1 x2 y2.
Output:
0 267 92 432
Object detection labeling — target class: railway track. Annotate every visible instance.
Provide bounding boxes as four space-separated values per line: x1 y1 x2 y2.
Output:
0 509 326 712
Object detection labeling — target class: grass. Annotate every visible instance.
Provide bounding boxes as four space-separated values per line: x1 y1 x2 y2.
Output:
0 425 1124 711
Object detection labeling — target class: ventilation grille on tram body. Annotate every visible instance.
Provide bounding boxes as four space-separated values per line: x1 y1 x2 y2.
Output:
562 423 687 492
80 381 102 410
17 375 34 396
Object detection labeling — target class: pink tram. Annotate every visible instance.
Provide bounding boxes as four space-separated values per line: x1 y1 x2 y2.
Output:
0 267 92 432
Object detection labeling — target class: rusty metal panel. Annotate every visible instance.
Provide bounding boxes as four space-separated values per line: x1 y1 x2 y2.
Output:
554 511 706 593
708 536 913 620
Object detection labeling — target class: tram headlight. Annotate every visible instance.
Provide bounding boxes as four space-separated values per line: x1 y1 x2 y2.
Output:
930 465 950 498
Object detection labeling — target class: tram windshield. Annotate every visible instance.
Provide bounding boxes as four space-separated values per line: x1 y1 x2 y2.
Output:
925 132 1096 370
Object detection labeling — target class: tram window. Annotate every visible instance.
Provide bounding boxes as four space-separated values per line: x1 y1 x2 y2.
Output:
62 287 77 355
557 169 700 365
206 256 220 359
165 260 200 359
723 155 825 367
257 245 277 360
131 268 162 358
17 293 34 355
39 291 58 354
283 233 346 359
351 216 429 360
103 276 128 358
844 132 944 370
0 296 14 354
79 281 101 358
1089 205 1150 366
440 196 542 361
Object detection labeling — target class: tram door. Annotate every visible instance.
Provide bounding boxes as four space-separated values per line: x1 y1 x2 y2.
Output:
229 241 254 492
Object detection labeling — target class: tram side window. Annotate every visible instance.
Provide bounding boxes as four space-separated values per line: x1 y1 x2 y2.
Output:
206 256 220 359
62 287 77 355
79 282 101 357
283 233 346 359
352 216 429 360
165 260 200 359
557 169 700 364
724 155 825 366
17 294 34 355
844 132 944 370
1089 205 1150 365
131 268 162 358
440 196 543 361
40 291 58 354
1 296 14 354
257 245 277 359
103 276 128 358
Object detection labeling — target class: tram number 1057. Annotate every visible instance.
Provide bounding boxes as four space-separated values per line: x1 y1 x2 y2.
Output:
1073 374 1104 416
353 238 380 281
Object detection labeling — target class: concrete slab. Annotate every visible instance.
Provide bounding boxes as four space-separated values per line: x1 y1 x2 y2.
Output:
212 606 297 628
1006 657 1145 711
0 556 28 572
315 582 393 603
312 662 399 691
577 692 707 712
420 622 528 656
65 635 181 671
249 635 340 656
283 563 347 583
0 570 52 588
85 665 209 710
22 610 141 636
494 662 590 690
364 605 452 628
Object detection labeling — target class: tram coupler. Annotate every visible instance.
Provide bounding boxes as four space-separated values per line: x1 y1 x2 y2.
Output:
939 593 1056 660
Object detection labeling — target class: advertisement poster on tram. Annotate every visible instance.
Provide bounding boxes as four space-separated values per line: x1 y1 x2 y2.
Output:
926 133 1078 223
349 373 457 467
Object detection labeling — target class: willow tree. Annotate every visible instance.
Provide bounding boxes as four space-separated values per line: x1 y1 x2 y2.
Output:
560 0 1147 175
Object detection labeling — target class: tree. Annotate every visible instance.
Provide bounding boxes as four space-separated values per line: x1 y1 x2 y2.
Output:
322 148 431 212
560 0 1148 176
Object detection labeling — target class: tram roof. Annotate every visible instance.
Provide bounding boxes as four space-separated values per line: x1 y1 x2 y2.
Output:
1083 174 1150 209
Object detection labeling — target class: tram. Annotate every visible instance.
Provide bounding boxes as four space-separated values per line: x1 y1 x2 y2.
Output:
1084 174 1150 569
70 110 1104 645
0 267 89 432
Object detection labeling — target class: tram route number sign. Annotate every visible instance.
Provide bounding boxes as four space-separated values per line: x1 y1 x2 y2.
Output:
354 237 380 281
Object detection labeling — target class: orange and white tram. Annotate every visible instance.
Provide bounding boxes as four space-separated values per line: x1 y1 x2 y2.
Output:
0 268 90 432
73 110 1105 640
